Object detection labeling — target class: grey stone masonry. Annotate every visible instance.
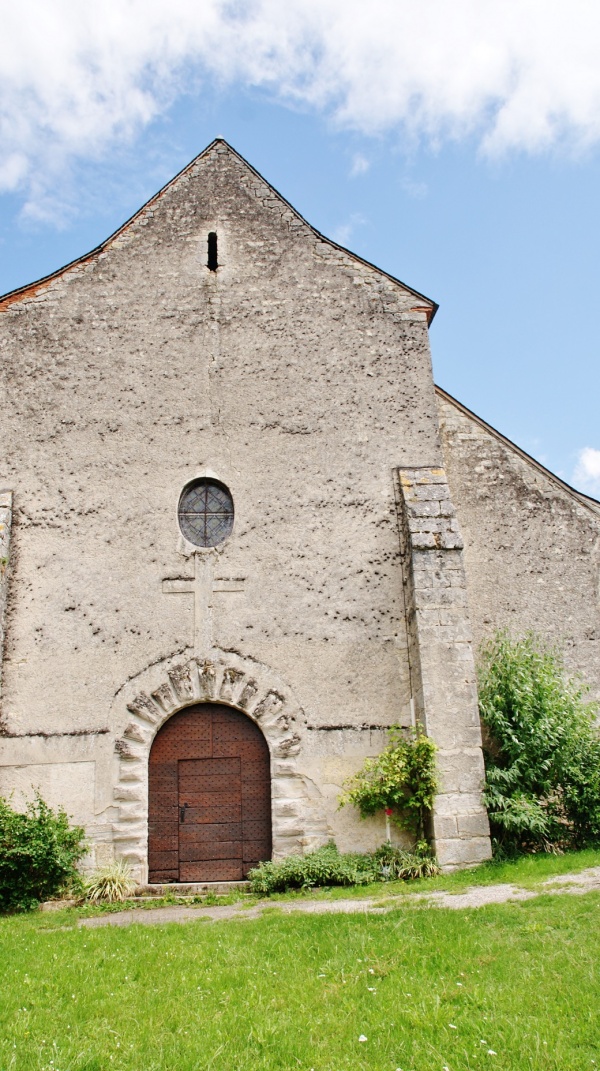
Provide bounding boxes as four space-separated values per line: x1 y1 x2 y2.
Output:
0 491 12 700
396 467 492 869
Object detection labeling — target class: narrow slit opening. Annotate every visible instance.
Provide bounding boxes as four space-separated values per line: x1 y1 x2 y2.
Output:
207 232 218 271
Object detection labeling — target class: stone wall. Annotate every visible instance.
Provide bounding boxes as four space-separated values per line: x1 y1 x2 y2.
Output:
0 140 456 869
437 388 600 695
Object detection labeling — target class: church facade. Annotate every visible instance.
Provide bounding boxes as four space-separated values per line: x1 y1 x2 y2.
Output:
1 140 599 882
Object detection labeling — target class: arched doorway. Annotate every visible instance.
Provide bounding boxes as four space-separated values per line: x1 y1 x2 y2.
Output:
148 703 272 883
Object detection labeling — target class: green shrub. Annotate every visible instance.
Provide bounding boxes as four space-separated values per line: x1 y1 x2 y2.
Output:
478 630 600 854
84 860 137 903
248 843 376 894
0 794 87 911
338 725 438 845
247 842 439 894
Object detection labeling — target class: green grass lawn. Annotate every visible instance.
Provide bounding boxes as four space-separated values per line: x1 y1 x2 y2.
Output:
2 870 599 1071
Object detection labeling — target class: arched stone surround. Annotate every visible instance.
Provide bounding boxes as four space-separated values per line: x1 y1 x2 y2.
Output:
111 648 330 882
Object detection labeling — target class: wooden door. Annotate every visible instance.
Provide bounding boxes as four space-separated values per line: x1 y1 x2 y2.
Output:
148 704 271 883
178 757 242 880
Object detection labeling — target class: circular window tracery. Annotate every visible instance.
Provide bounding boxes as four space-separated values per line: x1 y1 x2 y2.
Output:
178 479 234 548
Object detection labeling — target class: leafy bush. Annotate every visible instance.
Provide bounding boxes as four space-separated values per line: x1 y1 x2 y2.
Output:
84 860 137 903
478 631 600 854
0 794 87 911
248 842 439 894
338 725 438 845
248 843 376 894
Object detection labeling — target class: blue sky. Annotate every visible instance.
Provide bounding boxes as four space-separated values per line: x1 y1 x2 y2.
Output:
1 2 599 495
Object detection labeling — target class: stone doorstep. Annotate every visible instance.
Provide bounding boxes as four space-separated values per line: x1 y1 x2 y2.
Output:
137 881 251 897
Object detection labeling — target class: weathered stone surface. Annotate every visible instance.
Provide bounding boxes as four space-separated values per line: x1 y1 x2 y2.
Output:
436 836 493 869
437 388 600 699
434 792 491 818
457 812 492 838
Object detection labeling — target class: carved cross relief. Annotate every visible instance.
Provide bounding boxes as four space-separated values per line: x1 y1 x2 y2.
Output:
162 553 245 654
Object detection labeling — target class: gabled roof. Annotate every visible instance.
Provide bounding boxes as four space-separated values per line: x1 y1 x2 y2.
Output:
436 385 600 515
0 139 438 321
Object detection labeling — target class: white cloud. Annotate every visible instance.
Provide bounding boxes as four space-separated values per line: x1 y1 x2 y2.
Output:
573 447 600 498
331 212 366 245
350 153 370 177
3 1 600 210
400 177 428 200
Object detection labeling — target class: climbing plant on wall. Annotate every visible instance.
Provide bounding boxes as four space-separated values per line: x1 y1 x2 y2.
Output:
339 726 438 850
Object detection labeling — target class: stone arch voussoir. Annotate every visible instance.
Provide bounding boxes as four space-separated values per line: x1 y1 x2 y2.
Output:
111 648 321 883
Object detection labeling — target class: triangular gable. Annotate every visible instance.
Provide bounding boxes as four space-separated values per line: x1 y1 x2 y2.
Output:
0 139 438 321
436 385 600 514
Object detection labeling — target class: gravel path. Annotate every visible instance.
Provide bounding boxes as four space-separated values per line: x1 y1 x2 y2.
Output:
78 865 600 928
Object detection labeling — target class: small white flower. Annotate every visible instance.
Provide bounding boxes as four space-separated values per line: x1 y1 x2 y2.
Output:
358 1035 368 1042
367 987 376 992
369 968 375 974
456 982 463 986
480 1040 487 1045
488 1051 497 1056
449 1024 457 1029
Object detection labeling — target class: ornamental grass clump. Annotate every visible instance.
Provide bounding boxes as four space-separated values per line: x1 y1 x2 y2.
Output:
338 725 438 849
84 860 137 903
0 794 86 912
373 842 440 880
478 630 600 854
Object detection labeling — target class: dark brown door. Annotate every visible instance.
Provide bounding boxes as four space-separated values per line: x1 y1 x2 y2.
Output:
148 704 271 883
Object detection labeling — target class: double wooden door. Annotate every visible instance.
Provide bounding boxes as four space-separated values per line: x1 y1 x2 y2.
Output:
148 704 272 883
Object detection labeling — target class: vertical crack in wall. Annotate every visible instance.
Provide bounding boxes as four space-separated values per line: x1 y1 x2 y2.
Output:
0 490 13 704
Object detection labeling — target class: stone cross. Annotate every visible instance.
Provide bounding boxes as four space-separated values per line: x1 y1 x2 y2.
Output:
162 553 245 653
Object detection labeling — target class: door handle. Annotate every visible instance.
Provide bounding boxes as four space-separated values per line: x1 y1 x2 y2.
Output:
180 803 189 823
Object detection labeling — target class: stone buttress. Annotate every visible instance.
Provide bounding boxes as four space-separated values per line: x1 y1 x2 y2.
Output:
396 467 491 868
